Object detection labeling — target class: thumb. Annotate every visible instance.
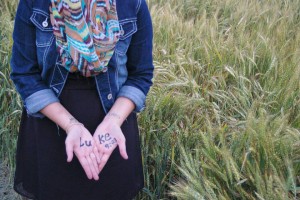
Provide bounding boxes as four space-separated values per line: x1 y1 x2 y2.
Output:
65 140 74 162
118 137 128 160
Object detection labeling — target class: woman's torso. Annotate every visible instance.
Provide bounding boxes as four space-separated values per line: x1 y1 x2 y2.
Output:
21 0 141 113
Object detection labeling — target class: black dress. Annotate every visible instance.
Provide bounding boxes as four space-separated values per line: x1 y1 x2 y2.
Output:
14 73 144 200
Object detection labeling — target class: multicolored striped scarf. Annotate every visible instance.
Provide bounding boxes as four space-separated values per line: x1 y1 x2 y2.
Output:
50 0 120 77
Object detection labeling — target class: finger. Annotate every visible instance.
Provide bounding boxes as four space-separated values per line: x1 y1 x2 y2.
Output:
93 147 101 164
86 155 99 181
97 151 104 171
98 153 110 173
90 152 100 175
78 156 93 180
98 152 104 167
117 137 128 160
65 141 74 162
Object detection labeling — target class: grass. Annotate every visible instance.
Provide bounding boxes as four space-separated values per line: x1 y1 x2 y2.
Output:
0 0 21 170
1 0 300 199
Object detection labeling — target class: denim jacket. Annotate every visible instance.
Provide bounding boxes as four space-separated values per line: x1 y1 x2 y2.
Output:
10 0 154 117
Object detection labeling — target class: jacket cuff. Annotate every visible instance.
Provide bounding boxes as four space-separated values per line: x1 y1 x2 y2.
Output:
25 89 59 118
117 85 146 112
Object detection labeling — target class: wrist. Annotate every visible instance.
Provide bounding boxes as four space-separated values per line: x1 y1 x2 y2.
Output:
103 112 122 127
63 117 84 134
65 123 84 134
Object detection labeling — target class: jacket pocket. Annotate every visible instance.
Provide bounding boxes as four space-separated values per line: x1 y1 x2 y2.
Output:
30 10 54 47
115 19 137 55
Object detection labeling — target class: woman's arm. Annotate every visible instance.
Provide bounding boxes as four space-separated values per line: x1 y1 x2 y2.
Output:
93 0 154 172
40 102 101 181
116 0 154 112
11 0 100 180
92 97 134 172
40 102 77 131
10 0 59 117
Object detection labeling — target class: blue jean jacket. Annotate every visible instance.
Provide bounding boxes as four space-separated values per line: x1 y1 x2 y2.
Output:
10 0 154 117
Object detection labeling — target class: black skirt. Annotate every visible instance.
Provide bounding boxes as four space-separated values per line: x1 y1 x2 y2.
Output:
14 73 144 200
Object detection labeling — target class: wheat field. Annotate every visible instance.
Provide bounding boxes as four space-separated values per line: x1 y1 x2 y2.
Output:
1 0 300 199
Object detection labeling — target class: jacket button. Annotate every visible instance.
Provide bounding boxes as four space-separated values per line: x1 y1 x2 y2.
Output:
42 21 48 28
107 94 112 100
102 67 108 72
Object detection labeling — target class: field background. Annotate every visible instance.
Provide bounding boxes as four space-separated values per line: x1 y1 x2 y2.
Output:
1 0 300 199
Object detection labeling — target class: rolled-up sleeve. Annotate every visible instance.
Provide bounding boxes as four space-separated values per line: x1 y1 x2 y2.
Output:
116 0 154 112
117 85 146 111
10 0 59 117
25 89 59 116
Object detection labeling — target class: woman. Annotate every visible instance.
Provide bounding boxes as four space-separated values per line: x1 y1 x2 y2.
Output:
10 0 154 199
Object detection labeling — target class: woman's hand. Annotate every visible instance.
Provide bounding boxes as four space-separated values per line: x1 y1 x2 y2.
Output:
65 124 101 181
93 117 128 173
